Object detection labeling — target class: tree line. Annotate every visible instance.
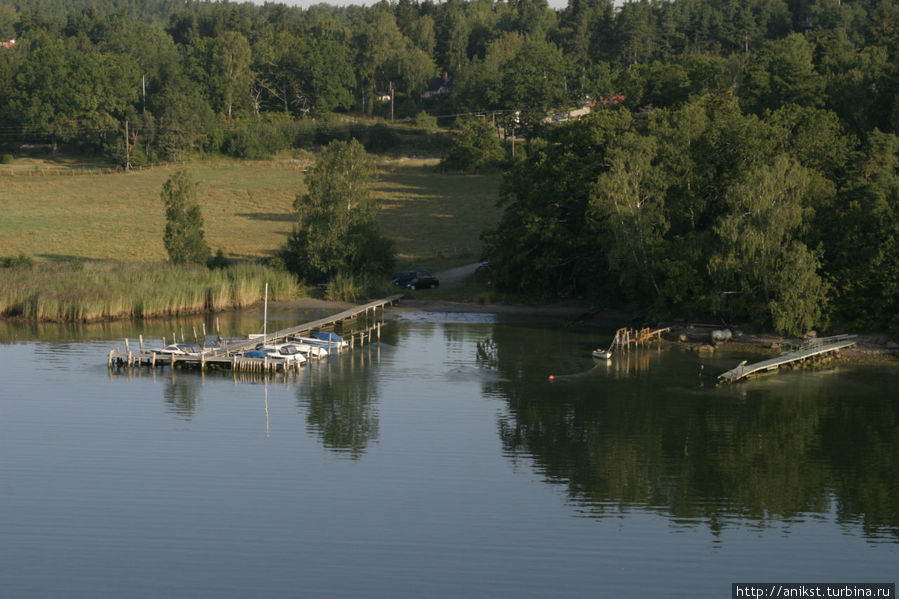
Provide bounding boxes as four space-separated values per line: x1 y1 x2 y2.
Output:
1 0 897 160
484 92 898 337
1 0 897 335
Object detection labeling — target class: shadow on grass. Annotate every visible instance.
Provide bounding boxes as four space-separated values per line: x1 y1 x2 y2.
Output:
36 254 89 262
237 212 294 222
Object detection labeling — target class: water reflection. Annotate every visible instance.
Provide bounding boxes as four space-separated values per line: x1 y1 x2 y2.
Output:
53 315 899 540
480 326 899 540
298 346 382 459
0 305 341 345
163 376 200 419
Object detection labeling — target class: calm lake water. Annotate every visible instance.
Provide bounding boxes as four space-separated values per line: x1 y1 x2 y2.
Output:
0 309 896 598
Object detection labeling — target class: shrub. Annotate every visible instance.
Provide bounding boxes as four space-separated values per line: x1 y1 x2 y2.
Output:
441 116 506 171
414 111 439 132
0 253 34 268
1 154 13 164
363 123 400 153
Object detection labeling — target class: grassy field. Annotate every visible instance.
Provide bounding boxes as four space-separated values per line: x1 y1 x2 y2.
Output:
0 153 502 269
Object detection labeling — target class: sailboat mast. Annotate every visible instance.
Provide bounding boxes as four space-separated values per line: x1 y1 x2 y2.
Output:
263 282 268 344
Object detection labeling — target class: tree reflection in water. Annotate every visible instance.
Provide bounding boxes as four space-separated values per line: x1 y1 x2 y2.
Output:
163 376 199 419
298 347 381 459
478 328 899 539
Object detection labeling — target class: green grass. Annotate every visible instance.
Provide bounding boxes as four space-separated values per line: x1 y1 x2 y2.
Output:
374 158 502 268
0 154 502 268
0 151 504 321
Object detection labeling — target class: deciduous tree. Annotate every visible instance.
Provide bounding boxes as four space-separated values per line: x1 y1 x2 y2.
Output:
283 139 394 283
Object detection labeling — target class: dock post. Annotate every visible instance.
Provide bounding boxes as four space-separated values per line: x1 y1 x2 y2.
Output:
125 338 130 354
108 349 114 368
151 352 156 368
139 335 144 353
171 352 175 369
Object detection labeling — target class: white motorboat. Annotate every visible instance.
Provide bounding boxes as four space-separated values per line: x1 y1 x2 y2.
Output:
293 332 348 350
592 348 613 360
264 342 325 360
152 343 206 356
259 344 307 365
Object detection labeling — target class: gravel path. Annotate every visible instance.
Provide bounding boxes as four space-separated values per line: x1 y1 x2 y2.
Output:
434 262 482 288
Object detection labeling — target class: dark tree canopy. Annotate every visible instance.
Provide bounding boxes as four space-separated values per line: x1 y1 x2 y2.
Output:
1 0 897 334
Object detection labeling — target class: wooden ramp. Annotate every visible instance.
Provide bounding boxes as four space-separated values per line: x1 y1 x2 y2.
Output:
717 334 857 384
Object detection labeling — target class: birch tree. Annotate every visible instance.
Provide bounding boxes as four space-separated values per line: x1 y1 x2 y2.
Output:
283 139 394 282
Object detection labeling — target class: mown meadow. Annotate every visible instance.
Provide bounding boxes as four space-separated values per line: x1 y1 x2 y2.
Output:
0 154 502 321
0 155 500 264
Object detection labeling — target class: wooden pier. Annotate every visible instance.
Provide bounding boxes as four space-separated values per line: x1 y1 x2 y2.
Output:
107 294 402 374
215 295 402 355
610 326 671 351
717 334 857 384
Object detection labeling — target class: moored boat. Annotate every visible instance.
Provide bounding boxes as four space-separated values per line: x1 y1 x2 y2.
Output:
293 332 348 350
592 348 613 360
152 343 206 356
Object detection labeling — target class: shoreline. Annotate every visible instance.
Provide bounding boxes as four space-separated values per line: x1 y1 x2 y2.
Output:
279 296 899 364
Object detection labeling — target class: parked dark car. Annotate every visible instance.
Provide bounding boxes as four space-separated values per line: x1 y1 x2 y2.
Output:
392 270 439 289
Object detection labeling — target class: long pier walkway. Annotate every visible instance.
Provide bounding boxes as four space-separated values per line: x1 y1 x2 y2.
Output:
107 294 403 374
216 295 402 355
717 334 857 384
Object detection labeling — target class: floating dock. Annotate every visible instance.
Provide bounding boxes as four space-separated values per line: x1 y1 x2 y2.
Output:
107 294 402 374
717 334 857 384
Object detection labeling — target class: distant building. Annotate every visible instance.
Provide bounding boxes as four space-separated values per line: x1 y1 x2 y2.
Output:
599 94 626 107
423 72 453 99
543 99 598 124
0 39 15 49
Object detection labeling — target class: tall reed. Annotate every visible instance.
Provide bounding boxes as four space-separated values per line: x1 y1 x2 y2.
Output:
0 261 303 322
325 272 395 303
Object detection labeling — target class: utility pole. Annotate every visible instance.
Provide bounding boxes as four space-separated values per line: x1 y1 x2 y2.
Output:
389 81 394 122
124 120 131 171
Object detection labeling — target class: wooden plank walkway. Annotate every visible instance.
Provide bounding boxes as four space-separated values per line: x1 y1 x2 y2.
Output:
215 294 402 355
717 334 857 384
107 294 402 374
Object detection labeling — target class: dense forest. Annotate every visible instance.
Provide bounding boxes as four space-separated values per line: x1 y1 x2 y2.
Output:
0 0 897 335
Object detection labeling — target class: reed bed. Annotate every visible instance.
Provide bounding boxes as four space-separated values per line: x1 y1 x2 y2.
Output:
325 272 395 303
0 261 302 322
